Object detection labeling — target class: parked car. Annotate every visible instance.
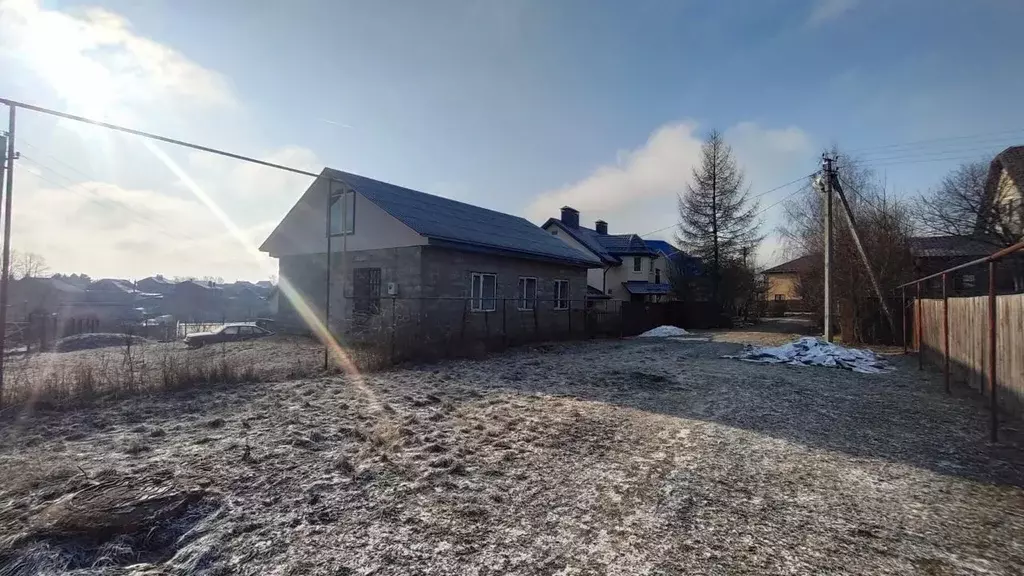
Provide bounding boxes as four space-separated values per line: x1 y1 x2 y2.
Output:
183 323 272 349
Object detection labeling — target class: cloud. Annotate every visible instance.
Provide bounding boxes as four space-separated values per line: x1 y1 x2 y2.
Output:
806 0 859 27
13 143 322 281
524 121 814 265
0 0 236 116
525 122 704 223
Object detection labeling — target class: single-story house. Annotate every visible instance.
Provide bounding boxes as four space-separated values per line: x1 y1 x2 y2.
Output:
137 275 177 295
541 207 685 303
259 168 600 342
763 254 817 303
165 280 226 322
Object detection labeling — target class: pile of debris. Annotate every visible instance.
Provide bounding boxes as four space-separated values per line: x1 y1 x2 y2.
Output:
637 326 691 338
724 336 894 374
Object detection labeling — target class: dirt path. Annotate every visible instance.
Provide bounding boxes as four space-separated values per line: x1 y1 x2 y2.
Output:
1 337 1022 575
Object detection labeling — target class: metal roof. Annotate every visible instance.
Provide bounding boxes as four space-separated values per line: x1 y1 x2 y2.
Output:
623 281 671 295
763 255 818 275
908 236 998 258
326 169 600 267
541 219 658 264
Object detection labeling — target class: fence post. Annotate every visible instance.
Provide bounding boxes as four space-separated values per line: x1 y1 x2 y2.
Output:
988 260 998 442
921 280 929 368
390 297 396 364
901 286 907 354
942 273 949 394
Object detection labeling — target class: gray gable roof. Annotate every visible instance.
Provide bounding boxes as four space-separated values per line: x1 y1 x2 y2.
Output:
325 169 600 267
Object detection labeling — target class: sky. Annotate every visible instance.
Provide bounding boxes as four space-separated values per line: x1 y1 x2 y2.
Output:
2 0 1023 281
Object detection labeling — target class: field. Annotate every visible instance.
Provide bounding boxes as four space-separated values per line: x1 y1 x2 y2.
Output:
1 332 1023 575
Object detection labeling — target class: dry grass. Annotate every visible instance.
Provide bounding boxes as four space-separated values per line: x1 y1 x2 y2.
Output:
0 336 1022 574
1 335 329 413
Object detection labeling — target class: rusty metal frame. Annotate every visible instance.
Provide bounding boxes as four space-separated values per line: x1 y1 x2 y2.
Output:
897 238 1024 442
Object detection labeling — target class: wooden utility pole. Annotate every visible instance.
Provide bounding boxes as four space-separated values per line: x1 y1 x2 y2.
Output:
822 155 834 342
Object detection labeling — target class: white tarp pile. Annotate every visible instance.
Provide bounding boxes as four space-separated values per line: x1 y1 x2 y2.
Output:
723 336 894 374
637 325 691 337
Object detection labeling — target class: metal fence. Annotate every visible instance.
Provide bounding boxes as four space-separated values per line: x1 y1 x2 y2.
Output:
898 239 1024 441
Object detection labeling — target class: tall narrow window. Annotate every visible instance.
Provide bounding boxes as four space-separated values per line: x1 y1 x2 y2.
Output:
554 280 569 310
329 191 356 235
517 277 537 310
633 257 642 272
471 273 497 311
353 267 381 316
655 268 661 284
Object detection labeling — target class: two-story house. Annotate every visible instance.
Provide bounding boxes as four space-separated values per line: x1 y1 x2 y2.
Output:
541 207 676 302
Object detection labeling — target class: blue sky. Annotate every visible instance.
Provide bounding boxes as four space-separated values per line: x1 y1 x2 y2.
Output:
2 0 1023 280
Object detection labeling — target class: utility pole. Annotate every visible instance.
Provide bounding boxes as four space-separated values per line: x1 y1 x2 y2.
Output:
822 154 834 342
0 105 16 406
324 179 332 370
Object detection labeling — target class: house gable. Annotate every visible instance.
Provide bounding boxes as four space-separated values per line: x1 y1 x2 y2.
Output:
259 171 427 258
262 168 600 267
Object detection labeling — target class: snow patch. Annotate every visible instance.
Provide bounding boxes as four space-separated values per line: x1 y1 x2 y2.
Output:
723 336 895 374
637 325 691 338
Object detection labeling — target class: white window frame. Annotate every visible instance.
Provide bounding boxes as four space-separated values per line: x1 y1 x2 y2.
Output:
517 277 537 311
633 257 642 272
471 272 497 312
328 190 356 236
553 279 570 310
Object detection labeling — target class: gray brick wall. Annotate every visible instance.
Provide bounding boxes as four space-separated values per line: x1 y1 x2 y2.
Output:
278 245 589 350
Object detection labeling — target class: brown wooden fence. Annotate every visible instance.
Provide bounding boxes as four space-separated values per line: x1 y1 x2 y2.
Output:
915 294 1024 417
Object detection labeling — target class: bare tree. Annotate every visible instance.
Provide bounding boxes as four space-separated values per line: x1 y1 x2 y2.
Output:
10 250 49 279
915 160 1020 246
782 149 914 343
676 130 762 306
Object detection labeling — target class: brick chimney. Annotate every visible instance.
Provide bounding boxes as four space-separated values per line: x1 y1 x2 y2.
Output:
595 220 608 235
560 206 579 228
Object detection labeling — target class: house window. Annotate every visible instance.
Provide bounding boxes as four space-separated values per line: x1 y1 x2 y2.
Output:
633 257 642 272
962 274 976 289
471 273 497 312
517 277 537 310
554 280 569 310
353 267 381 316
329 191 356 236
655 268 661 284
774 294 785 301
649 258 654 272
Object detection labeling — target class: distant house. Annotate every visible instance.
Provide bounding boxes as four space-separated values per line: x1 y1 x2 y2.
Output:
137 275 176 295
167 280 226 322
981 146 1024 239
541 208 689 303
7 277 139 337
763 255 817 304
259 168 599 339
221 282 270 319
907 236 1017 295
7 277 87 319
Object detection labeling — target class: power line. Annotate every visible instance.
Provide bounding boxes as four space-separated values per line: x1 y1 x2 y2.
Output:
18 154 199 243
639 172 816 238
846 127 1024 155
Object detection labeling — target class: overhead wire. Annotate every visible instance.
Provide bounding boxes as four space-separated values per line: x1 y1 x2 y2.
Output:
638 171 817 238
845 127 1024 155
17 153 201 243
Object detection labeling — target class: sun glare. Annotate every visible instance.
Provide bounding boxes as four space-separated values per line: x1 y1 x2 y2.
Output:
20 12 118 120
